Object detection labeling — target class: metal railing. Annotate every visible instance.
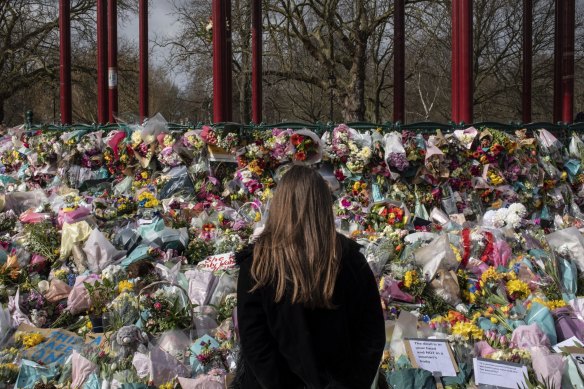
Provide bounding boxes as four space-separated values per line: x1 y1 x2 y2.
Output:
22 116 584 144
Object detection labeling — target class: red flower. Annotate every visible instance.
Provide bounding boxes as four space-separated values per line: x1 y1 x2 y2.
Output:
153 302 162 310
295 151 306 161
290 133 303 146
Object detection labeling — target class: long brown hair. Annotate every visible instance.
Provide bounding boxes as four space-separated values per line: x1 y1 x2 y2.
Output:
251 165 341 308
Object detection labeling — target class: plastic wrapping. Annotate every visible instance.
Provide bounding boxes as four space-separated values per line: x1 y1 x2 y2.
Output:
141 113 168 143
4 190 48 215
413 234 458 280
83 228 126 273
158 166 195 199
187 269 217 306
429 269 462 307
71 350 97 389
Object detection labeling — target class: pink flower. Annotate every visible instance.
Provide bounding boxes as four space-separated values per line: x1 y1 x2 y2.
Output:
153 302 162 310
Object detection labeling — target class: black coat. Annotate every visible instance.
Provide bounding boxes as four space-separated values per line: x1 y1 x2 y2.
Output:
234 234 386 389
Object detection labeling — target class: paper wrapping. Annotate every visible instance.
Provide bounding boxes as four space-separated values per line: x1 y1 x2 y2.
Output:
527 302 558 345
67 275 98 315
292 129 323 164
45 279 72 303
71 350 97 389
511 323 551 349
60 221 92 260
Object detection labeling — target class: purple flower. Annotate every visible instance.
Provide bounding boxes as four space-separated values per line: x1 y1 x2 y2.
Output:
386 152 409 171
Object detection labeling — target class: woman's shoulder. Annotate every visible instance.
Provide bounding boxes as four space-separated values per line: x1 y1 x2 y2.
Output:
337 233 367 269
235 244 254 267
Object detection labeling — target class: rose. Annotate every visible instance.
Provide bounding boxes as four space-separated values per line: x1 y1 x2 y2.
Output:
154 302 162 311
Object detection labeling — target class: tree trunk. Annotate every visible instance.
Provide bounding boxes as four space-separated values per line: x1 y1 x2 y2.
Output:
0 97 4 124
343 31 367 121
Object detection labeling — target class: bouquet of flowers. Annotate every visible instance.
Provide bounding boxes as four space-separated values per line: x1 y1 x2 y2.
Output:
289 129 322 164
139 284 192 334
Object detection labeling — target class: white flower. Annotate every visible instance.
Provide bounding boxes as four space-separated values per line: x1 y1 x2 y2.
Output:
506 212 522 229
102 264 124 282
131 131 142 145
508 203 527 218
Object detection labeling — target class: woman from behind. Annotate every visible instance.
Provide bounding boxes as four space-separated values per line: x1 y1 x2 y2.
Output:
235 165 385 388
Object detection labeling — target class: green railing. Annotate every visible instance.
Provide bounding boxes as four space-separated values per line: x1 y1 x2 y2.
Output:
22 118 584 143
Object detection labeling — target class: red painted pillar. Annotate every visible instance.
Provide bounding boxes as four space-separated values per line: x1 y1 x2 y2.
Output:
459 0 473 124
108 0 118 123
451 0 459 123
553 0 563 123
224 0 233 121
139 0 148 122
251 0 262 124
97 0 108 124
522 0 532 123
393 0 405 123
59 0 72 125
213 0 227 122
562 0 575 123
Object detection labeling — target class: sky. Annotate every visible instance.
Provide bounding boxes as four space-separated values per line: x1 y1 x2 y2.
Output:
119 1 189 88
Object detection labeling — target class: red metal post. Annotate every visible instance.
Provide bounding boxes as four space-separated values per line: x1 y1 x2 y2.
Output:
522 0 532 123
108 0 118 123
59 0 72 125
97 0 108 124
224 0 233 121
139 0 148 122
451 0 459 123
562 0 575 123
212 0 226 123
553 0 563 123
393 0 405 123
251 0 262 124
459 0 473 124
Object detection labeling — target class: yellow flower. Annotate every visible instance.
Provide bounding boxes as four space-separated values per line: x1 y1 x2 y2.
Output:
451 321 483 340
159 382 174 389
450 244 462 263
481 267 503 283
118 280 134 294
16 332 46 348
490 317 498 324
403 270 417 289
506 279 530 300
140 171 148 179
531 297 567 311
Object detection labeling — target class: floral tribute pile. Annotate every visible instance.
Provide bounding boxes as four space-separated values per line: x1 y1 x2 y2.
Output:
1 114 584 388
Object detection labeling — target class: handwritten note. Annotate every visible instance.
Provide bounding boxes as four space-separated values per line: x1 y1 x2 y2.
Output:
473 358 528 388
562 347 584 376
405 338 458 377
18 325 104 366
197 252 236 272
